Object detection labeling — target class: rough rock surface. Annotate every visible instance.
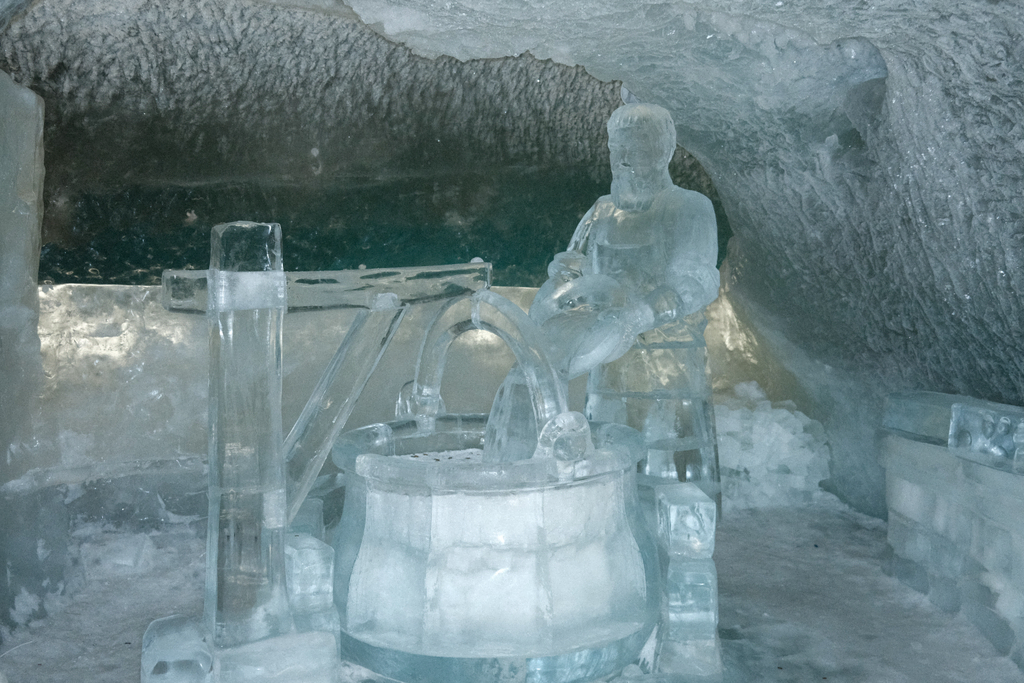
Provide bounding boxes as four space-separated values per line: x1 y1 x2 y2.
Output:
0 0 620 202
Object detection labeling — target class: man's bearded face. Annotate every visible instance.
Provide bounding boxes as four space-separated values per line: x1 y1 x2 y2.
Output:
609 127 668 211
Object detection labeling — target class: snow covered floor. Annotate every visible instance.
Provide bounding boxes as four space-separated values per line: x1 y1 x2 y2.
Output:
1 497 1021 683
717 497 1023 683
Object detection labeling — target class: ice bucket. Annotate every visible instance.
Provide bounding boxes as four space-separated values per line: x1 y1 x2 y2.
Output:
329 291 661 683
331 415 659 682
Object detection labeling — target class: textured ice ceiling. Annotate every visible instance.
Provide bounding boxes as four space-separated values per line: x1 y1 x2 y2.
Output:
1 0 1022 515
334 0 1024 402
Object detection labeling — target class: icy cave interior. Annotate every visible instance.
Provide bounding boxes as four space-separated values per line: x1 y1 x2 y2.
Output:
1 0 1024 681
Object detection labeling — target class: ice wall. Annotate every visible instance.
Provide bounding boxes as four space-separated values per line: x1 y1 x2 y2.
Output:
0 0 625 205
880 393 1024 667
2 0 726 289
0 69 44 485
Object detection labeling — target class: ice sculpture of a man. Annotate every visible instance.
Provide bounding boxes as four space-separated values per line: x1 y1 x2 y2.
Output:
530 102 721 493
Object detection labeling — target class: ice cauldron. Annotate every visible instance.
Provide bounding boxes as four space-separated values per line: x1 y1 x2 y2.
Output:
330 291 662 683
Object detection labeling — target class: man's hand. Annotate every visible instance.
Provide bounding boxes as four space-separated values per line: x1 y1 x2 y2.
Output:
546 250 588 280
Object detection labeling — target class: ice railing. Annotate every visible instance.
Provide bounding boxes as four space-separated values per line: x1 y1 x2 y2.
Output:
882 392 1024 475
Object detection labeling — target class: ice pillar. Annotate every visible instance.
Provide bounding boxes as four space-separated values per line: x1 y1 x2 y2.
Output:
0 70 44 484
205 222 291 647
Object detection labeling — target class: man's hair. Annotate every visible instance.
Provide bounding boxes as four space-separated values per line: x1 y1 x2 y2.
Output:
607 103 677 154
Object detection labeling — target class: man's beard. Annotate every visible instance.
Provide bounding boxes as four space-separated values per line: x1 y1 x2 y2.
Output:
611 173 657 211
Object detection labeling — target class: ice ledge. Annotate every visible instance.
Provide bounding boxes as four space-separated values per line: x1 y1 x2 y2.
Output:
880 430 1024 671
0 456 207 496
882 391 1024 475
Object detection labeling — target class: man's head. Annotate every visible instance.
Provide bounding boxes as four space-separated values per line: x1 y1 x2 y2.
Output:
607 103 676 211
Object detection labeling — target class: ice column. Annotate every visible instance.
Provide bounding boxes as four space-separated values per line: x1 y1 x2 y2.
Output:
653 481 722 681
0 70 44 483
205 222 291 646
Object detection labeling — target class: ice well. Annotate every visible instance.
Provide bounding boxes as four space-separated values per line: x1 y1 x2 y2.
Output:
331 290 659 680
131 221 722 683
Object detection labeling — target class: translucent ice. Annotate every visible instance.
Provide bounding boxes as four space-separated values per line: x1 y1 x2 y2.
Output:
338 429 655 664
78 532 156 579
142 615 212 683
531 103 719 359
216 631 340 683
333 288 659 680
881 414 1024 663
288 497 325 540
664 559 718 641
657 637 723 682
285 532 340 634
204 223 291 647
284 533 333 612
948 402 1024 472
283 299 404 523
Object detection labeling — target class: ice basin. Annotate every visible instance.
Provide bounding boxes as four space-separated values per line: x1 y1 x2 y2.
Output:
331 413 660 682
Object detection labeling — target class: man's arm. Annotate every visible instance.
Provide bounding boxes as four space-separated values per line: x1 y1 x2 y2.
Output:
663 190 720 316
546 200 601 280
567 202 599 253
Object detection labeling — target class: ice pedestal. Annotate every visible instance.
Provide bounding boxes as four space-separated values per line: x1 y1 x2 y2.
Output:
140 530 339 682
648 480 722 682
285 532 341 634
142 615 340 683
333 417 659 682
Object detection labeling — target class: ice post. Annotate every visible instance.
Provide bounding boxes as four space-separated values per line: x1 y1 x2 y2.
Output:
529 103 722 504
0 70 45 484
205 221 291 646
654 482 722 679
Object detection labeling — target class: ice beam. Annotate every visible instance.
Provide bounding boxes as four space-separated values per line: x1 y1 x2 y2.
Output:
162 263 491 313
